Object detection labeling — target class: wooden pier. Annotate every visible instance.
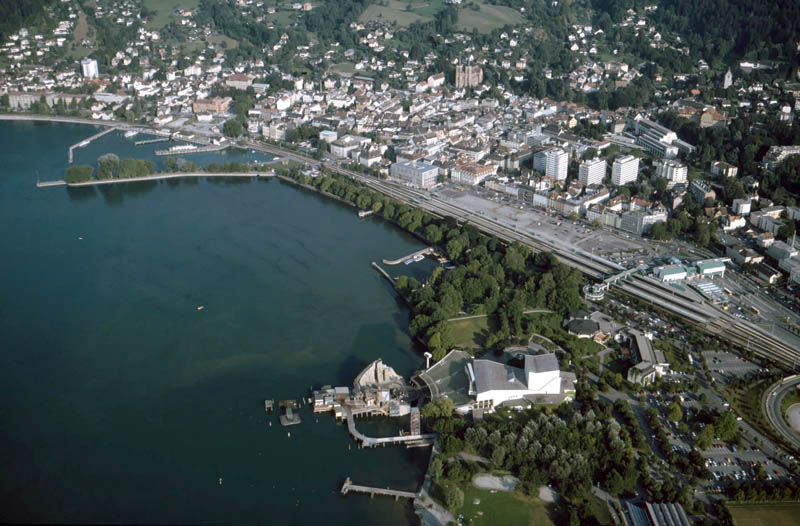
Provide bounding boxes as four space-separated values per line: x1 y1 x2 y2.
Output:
381 247 434 266
340 477 419 501
67 127 119 163
343 407 435 448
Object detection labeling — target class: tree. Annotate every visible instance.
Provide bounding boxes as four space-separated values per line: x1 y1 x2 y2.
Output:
696 424 715 450
421 397 454 419
64 165 94 183
715 412 739 442
667 401 682 422
223 119 243 137
442 484 463 512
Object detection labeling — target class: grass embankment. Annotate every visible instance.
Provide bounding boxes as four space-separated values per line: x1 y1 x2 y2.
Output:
780 389 800 416
726 502 800 526
459 487 554 526
724 380 798 453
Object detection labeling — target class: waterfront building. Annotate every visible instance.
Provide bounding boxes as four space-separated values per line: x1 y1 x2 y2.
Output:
611 155 639 186
192 96 232 114
390 161 440 188
578 158 606 186
81 58 99 79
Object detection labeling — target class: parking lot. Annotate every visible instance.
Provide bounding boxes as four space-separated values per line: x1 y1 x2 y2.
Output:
702 351 761 377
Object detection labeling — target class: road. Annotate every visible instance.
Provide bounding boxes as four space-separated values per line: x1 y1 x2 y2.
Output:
762 376 800 451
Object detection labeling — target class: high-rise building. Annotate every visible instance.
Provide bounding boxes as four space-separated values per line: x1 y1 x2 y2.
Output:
578 158 607 186
81 58 99 79
454 65 483 89
654 159 687 185
611 155 639 186
545 147 568 181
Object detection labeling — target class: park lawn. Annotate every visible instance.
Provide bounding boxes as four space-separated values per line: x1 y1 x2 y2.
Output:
449 316 489 349
143 0 200 28
459 486 554 526
456 3 521 32
727 502 800 526
207 33 238 50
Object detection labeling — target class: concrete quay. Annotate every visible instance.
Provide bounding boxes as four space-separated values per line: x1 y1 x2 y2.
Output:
381 247 434 265
340 477 419 500
68 127 120 163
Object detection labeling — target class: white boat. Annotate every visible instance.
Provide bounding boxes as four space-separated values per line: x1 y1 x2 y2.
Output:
124 130 139 138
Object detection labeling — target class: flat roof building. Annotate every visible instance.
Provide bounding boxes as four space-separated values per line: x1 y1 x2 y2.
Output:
612 155 639 186
579 157 606 186
390 161 440 188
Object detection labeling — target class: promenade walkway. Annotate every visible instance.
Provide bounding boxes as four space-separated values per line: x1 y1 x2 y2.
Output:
38 171 274 188
343 407 435 448
340 477 419 500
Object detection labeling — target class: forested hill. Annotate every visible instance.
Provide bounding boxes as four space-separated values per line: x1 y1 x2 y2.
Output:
0 0 54 41
595 0 800 68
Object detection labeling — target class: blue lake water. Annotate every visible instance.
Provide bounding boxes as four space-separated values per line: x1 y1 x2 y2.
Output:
0 120 434 524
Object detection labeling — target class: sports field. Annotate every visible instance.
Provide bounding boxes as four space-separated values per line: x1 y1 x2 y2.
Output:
727 503 800 526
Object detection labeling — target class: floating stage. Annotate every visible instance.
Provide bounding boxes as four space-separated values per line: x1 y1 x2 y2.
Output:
278 400 302 426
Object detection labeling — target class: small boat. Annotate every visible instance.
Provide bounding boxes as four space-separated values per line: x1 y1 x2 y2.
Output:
218 478 223 485
124 130 139 138
197 305 205 311
412 254 425 262
403 258 414 265
287 432 291 438
269 421 272 427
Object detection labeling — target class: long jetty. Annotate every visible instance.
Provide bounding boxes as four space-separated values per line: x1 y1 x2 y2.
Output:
371 262 395 286
381 247 434 265
37 171 274 188
340 477 420 501
68 127 119 163
343 407 435 448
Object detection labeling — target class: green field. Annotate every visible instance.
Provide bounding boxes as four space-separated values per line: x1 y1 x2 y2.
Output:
360 0 521 31
727 503 800 526
455 3 521 32
143 0 200 28
459 487 555 526
359 0 430 28
448 316 490 349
